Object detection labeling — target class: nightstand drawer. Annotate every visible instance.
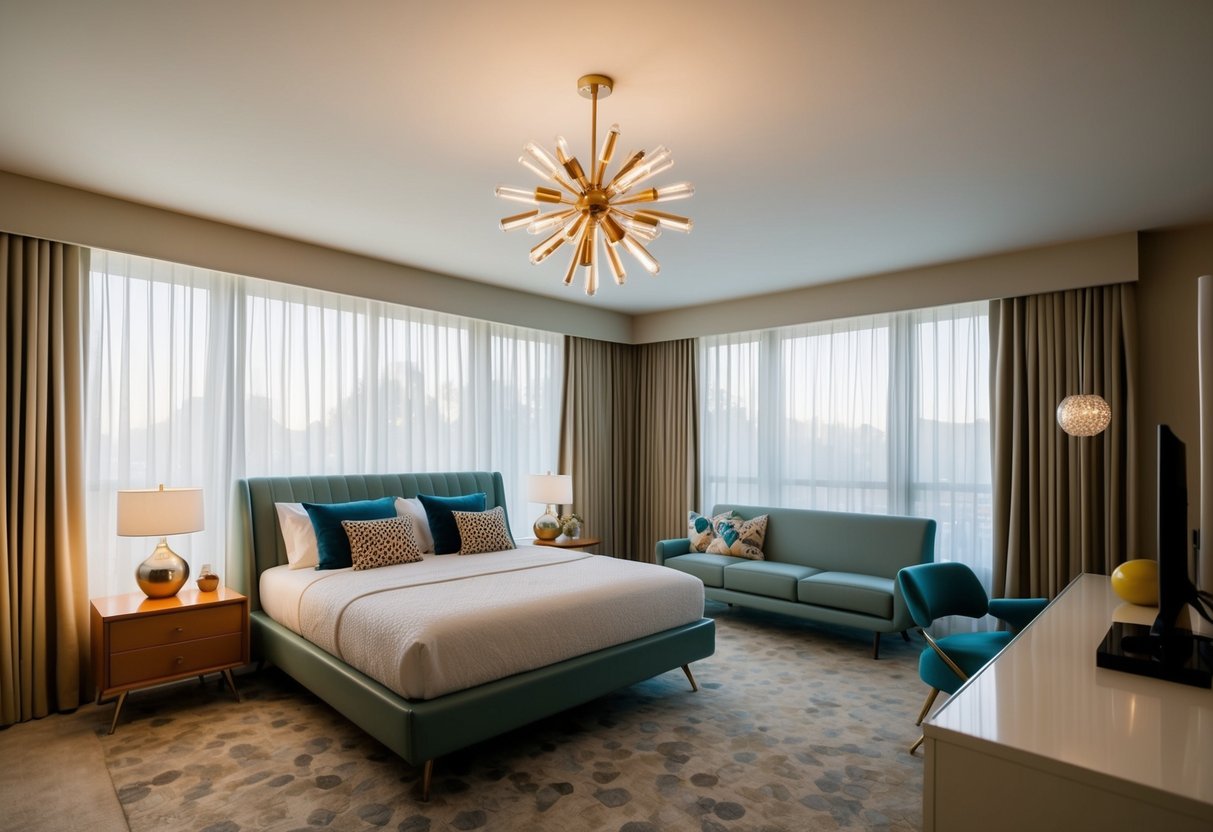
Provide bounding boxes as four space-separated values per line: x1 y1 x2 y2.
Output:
110 632 244 687
110 604 243 652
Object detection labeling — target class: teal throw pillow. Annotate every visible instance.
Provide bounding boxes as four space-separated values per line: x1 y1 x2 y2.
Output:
303 496 398 570
417 492 488 554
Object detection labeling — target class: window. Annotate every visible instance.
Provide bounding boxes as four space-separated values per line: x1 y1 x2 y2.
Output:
85 251 563 597
699 302 991 584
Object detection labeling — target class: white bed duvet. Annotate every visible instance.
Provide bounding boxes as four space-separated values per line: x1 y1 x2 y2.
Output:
260 546 705 699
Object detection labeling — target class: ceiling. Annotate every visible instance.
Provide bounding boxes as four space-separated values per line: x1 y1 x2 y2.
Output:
2 1 1211 314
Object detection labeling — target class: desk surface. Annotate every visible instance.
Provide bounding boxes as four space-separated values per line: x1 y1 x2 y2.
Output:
926 573 1213 810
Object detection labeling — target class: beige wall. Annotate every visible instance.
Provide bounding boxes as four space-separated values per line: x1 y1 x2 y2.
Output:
1135 223 1213 560
1 169 1141 347
0 170 633 343
633 233 1138 342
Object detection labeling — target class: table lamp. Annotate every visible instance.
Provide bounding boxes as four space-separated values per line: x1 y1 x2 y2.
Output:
527 472 572 541
117 484 205 598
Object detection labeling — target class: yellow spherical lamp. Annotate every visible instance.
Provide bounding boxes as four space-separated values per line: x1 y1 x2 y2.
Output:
1111 559 1159 607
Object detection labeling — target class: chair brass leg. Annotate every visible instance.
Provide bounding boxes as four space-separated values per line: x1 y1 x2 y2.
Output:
872 631 882 659
220 668 242 702
420 759 435 801
681 664 699 692
107 690 129 735
915 687 941 726
909 734 925 755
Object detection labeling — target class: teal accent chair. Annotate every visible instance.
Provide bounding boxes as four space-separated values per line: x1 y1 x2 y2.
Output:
897 562 1048 754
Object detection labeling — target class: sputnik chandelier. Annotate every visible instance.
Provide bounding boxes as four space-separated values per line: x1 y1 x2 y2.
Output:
495 74 693 296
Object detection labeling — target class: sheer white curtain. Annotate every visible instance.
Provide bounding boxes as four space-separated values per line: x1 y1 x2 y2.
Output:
86 251 563 597
699 302 992 588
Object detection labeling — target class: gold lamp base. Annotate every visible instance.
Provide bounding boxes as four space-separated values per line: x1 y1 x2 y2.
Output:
135 537 190 598
533 505 561 541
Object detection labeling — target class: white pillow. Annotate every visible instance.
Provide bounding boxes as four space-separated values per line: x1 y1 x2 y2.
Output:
275 502 320 570
395 497 435 554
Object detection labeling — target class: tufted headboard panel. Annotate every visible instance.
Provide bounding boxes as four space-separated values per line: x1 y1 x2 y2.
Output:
227 471 509 611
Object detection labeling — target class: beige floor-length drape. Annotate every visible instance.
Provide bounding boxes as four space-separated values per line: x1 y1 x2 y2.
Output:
634 339 700 559
559 336 698 560
0 233 90 726
990 284 1137 600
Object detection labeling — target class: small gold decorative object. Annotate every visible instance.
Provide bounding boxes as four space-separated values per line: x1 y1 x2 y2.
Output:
196 563 220 593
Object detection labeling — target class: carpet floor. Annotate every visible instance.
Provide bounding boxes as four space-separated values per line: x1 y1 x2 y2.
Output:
93 602 926 832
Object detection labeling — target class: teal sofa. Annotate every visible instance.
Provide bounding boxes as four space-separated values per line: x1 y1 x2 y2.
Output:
656 503 935 658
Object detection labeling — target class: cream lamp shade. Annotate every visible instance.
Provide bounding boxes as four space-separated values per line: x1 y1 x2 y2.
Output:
117 485 204 598
117 486 205 537
527 473 573 506
527 472 572 540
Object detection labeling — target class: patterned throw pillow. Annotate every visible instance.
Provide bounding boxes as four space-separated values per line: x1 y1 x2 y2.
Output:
688 510 738 552
451 506 516 555
341 516 424 570
706 514 769 560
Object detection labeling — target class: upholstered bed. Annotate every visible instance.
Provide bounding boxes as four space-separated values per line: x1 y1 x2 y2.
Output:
227 472 716 799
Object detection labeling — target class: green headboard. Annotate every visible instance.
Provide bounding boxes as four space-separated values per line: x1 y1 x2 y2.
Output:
227 472 509 611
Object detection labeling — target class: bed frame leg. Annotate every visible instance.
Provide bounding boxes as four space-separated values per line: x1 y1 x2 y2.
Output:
681 664 699 692
420 759 434 801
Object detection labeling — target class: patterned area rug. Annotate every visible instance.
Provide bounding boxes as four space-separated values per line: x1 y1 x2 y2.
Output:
96 603 925 831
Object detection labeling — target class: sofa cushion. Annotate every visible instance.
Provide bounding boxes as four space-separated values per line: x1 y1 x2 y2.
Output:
664 553 747 587
724 561 822 601
798 572 895 619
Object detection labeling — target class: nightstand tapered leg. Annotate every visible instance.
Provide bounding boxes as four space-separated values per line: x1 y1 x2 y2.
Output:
222 668 241 702
107 690 128 735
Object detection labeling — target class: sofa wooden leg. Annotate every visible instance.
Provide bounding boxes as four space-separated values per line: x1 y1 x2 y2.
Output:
901 629 911 642
872 631 881 659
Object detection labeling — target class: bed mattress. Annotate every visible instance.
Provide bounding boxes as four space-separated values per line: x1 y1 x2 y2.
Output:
259 546 705 699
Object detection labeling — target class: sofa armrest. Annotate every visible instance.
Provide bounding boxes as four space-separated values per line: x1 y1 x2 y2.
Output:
655 538 692 566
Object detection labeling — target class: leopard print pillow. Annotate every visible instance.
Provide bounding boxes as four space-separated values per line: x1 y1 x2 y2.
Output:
341 516 424 570
451 506 516 555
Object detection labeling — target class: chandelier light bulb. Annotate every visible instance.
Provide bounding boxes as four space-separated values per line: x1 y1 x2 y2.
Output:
527 208 575 235
496 74 692 297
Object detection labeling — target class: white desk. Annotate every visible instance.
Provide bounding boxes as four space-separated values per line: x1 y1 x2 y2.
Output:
923 573 1213 831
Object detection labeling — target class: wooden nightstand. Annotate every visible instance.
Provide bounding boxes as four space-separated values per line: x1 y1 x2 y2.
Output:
532 536 602 553
90 586 249 734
